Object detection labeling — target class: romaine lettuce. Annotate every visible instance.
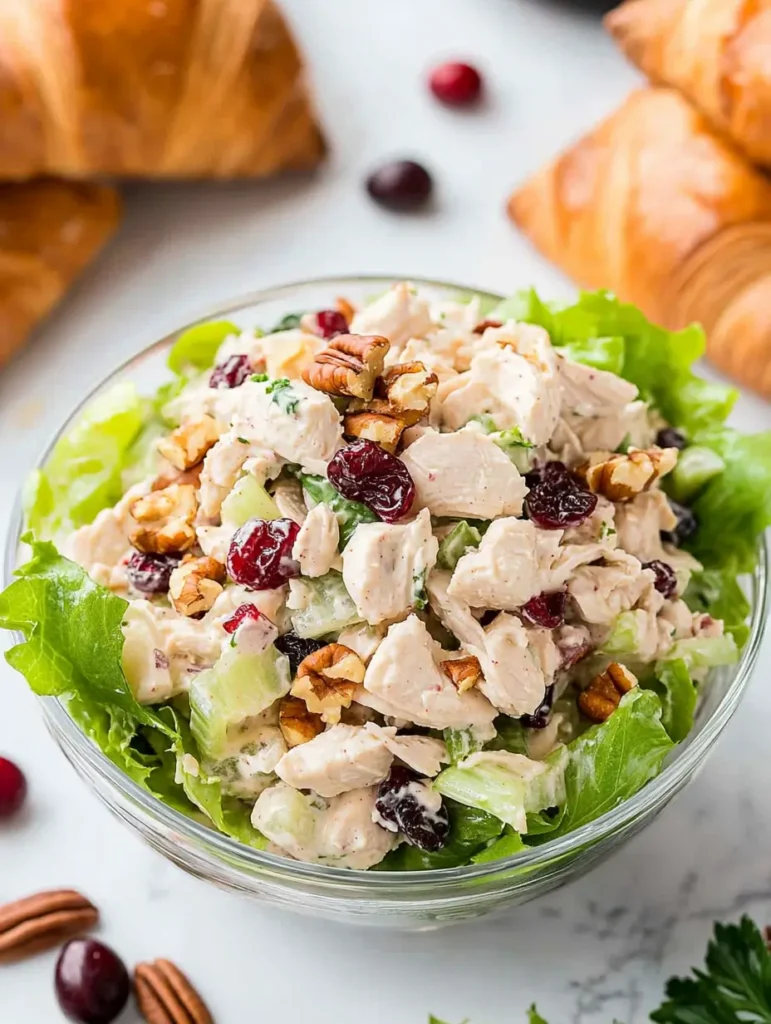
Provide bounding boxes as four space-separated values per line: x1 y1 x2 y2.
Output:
166 320 239 374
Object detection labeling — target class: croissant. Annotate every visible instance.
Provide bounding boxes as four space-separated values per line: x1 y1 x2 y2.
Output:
0 180 120 367
606 0 771 169
508 88 771 397
0 0 324 179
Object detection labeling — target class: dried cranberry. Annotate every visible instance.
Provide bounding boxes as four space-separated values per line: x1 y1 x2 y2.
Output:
655 427 687 450
429 61 483 106
126 552 180 594
366 160 433 211
274 632 327 675
227 518 300 590
661 500 698 546
525 461 597 530
316 309 348 339
55 939 130 1024
375 766 449 852
209 353 252 389
223 603 263 634
0 757 26 819
521 590 567 629
520 685 556 730
327 438 415 522
643 559 678 599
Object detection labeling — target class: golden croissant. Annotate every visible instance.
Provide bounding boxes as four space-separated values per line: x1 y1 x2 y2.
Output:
0 0 324 179
508 87 771 397
0 180 120 367
607 0 771 169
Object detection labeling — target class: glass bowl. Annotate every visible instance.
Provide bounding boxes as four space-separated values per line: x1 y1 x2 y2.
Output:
5 276 768 930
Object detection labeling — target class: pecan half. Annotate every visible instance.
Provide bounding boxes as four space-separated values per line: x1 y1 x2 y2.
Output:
376 362 438 422
129 483 198 555
578 662 638 722
577 446 678 502
0 890 98 964
441 655 483 693
303 334 389 400
169 556 226 617
278 695 324 747
157 415 220 472
342 411 406 453
134 958 213 1024
291 643 366 724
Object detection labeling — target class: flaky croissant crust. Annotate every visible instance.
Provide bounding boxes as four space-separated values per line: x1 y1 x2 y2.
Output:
0 0 324 179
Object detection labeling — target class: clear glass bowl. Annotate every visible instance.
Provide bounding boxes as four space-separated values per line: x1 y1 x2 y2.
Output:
5 277 768 930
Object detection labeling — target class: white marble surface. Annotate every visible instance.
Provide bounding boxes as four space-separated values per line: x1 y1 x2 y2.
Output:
1 1 770 1021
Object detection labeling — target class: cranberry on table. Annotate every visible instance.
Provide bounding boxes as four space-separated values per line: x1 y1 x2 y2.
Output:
429 61 483 106
521 684 556 730
655 427 687 450
644 559 678 599
525 461 598 529
126 552 180 594
328 438 415 522
661 499 698 546
0 757 26 819
521 590 567 629
209 353 252 389
366 160 433 212
274 632 327 675
375 766 450 852
315 309 349 339
55 939 130 1024
227 518 300 590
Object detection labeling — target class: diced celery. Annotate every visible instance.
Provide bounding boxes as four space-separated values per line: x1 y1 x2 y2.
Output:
668 445 725 503
288 572 363 639
296 472 377 547
189 647 290 760
437 521 482 571
664 633 738 671
221 475 281 527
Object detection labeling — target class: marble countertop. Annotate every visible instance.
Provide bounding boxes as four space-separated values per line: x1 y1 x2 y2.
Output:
1 1 770 1021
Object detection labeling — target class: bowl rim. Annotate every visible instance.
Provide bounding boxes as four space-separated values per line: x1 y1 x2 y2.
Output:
4 273 769 890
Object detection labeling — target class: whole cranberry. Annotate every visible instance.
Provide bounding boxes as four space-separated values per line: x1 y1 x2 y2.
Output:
521 590 567 629
525 461 597 530
55 939 130 1024
209 353 252 389
315 309 348 339
227 518 300 590
375 766 449 852
0 757 26 819
643 559 678 599
126 552 180 594
521 684 556 730
655 427 687 450
327 438 415 522
366 160 433 211
429 61 483 106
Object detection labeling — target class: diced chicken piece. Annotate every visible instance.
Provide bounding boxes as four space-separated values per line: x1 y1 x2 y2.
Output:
275 724 394 798
273 478 308 525
292 503 340 578
196 523 234 564
208 583 287 639
563 496 617 548
122 601 178 704
258 329 325 381
397 336 458 384
341 509 438 625
400 431 526 520
207 722 288 799
213 327 262 367
220 380 343 476
336 623 387 664
360 615 497 730
426 570 487 652
526 711 568 761
568 550 656 625
614 490 677 563
197 431 282 519
365 724 449 777
350 282 433 355
63 480 151 589
448 518 545 610
428 296 486 372
559 356 638 416
564 400 653 454
475 614 554 717
438 322 562 445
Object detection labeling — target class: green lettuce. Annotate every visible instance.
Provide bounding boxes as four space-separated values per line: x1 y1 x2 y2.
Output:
377 802 504 871
644 659 697 744
295 470 378 547
166 320 239 374
437 521 482 571
684 568 751 648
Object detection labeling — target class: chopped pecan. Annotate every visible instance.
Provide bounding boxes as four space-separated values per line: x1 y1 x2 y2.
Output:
152 462 204 492
577 446 678 502
278 695 324 747
134 958 213 1024
343 411 406 453
291 643 366 724
303 334 389 400
472 318 503 334
169 556 226 617
336 296 356 323
157 415 220 472
0 889 98 964
375 361 438 422
578 662 638 722
441 655 483 693
129 483 198 555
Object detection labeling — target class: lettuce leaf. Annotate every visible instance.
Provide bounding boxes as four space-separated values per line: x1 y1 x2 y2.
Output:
547 688 674 839
684 568 751 648
377 802 504 871
645 659 697 744
166 320 239 374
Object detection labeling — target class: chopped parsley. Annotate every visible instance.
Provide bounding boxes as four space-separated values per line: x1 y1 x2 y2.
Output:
600 522 617 540
251 373 269 383
266 378 300 415
412 569 429 611
236 437 249 445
